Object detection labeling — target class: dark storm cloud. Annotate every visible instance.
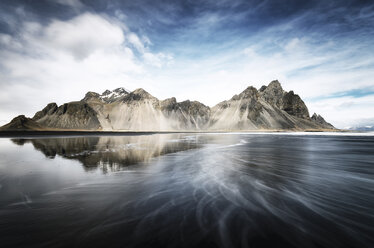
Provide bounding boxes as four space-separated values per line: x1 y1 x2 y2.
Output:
99 0 374 60
1 0 372 45
0 0 372 62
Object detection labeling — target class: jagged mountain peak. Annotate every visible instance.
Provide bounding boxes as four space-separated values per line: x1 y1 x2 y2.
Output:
282 91 309 119
120 88 157 103
311 113 326 122
161 97 177 105
82 91 100 101
260 80 285 108
237 86 258 100
259 85 267 92
311 113 320 119
262 80 284 95
267 80 282 89
131 88 154 98
10 115 29 123
258 80 282 94
102 89 112 95
113 87 128 94
132 88 149 95
160 97 178 111
179 99 208 107
83 87 129 103
33 102 58 120
101 87 129 102
311 113 334 129
165 97 177 102
102 87 128 95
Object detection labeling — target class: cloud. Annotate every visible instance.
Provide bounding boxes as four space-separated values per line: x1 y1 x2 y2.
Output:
42 13 125 60
143 52 174 68
127 32 145 53
49 0 84 8
307 95 374 128
126 32 173 67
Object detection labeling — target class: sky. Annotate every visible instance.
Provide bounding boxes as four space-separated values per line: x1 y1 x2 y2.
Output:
0 0 373 128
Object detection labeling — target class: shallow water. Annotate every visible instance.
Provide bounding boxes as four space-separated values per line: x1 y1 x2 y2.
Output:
0 133 373 248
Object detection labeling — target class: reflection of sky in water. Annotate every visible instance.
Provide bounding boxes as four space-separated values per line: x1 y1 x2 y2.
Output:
0 133 373 248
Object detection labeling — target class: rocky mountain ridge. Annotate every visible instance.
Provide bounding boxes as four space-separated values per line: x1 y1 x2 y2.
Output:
1 80 334 131
0 115 44 131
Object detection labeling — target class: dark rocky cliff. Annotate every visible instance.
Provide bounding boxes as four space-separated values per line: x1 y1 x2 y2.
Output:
0 115 44 131
311 113 334 129
32 101 101 130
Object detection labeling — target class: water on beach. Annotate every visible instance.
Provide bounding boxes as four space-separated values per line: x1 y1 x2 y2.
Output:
0 133 373 248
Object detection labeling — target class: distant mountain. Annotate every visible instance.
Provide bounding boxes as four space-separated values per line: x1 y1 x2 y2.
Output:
1 80 335 131
348 125 374 131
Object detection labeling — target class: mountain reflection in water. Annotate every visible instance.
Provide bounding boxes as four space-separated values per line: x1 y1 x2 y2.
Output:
11 134 201 172
0 133 373 248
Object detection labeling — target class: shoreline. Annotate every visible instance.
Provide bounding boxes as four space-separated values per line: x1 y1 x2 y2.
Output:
0 128 353 138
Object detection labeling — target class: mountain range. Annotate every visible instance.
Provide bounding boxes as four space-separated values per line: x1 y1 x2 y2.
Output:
347 126 374 131
0 80 334 131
